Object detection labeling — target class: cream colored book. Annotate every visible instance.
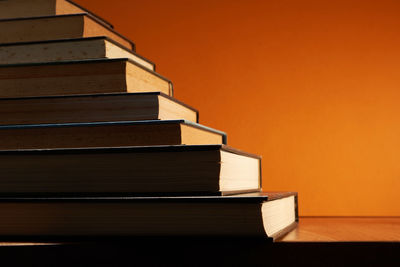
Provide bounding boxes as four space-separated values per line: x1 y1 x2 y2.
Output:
0 13 134 50
0 37 154 70
0 58 173 97
0 0 113 28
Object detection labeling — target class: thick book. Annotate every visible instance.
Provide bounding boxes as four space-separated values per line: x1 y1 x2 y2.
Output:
0 92 198 125
0 0 113 29
0 120 227 149
0 13 134 50
0 58 172 97
0 145 261 195
0 37 155 70
0 192 298 240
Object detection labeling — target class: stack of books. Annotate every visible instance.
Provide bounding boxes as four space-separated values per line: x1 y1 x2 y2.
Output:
0 0 298 241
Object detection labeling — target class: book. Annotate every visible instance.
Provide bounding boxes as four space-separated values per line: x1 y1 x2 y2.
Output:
0 37 155 70
0 13 134 50
0 58 173 97
0 145 261 195
0 92 198 125
0 192 298 240
0 0 113 29
0 120 227 149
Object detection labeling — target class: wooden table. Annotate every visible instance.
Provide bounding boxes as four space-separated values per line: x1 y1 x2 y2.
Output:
281 217 400 242
0 217 399 266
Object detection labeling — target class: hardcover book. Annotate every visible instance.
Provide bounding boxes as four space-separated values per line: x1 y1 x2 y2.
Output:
0 145 261 195
0 120 226 149
0 0 113 28
0 37 154 70
0 59 173 97
0 192 298 240
0 13 134 50
0 93 198 125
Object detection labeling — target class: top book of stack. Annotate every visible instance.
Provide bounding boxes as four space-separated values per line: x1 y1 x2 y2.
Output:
0 0 134 53
0 13 134 50
0 0 114 29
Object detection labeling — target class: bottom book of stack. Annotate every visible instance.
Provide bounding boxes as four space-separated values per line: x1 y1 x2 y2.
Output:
0 192 297 241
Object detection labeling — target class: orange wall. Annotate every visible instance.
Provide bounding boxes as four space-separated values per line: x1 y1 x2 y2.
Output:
77 0 400 216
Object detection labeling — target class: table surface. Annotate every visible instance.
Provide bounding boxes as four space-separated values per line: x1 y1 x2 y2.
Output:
0 217 399 246
280 216 400 242
0 217 398 266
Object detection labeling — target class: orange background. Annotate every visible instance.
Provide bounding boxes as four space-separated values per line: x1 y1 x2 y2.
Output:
77 0 400 216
